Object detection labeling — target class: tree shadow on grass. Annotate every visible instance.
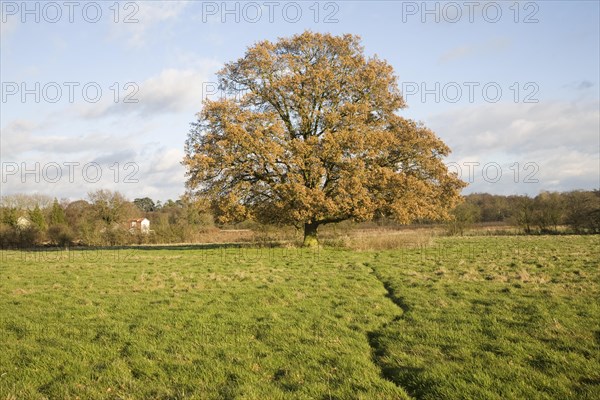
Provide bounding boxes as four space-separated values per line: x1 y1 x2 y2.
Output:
7 241 292 252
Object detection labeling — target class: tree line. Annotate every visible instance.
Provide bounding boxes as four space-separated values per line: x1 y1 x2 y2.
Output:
0 189 598 248
0 190 213 248
448 190 600 235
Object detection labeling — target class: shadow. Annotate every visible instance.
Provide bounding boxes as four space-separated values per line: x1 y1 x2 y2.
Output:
367 330 431 398
2 241 293 252
380 280 411 314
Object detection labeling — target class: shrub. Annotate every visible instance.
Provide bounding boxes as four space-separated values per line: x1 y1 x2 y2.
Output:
16 227 41 248
0 223 18 248
47 224 74 247
446 202 481 236
101 226 131 246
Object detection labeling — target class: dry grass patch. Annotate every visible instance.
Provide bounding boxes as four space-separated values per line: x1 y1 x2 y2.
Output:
321 228 434 251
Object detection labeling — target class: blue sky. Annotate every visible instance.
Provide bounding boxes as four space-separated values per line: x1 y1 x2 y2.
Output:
1 0 599 201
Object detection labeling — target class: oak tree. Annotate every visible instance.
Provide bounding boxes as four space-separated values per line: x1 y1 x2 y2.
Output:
184 31 465 246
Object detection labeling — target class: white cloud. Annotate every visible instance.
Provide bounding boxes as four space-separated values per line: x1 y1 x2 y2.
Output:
77 63 220 119
136 68 215 113
149 148 184 173
1 139 186 202
433 100 599 155
433 99 600 194
0 119 134 158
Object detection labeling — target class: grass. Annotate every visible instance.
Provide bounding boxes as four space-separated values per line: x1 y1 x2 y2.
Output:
0 246 405 399
367 236 600 399
0 236 598 399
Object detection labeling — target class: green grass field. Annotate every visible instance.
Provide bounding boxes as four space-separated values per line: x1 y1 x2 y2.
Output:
1 236 599 399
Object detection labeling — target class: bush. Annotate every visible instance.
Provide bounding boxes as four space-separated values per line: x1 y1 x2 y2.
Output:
445 202 481 236
131 231 151 245
47 224 74 247
0 223 18 248
101 226 131 246
16 227 41 248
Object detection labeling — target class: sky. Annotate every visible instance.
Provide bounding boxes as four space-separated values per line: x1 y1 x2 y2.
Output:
1 0 599 202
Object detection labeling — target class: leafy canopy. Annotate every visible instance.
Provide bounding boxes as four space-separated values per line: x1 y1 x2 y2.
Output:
184 31 465 234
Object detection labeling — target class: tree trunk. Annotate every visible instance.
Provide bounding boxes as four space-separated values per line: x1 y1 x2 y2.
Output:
303 221 319 247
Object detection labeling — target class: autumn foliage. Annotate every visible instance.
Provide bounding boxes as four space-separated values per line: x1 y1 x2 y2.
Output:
184 31 465 245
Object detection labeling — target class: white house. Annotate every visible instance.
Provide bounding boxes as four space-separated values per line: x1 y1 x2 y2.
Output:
16 216 31 229
128 218 150 234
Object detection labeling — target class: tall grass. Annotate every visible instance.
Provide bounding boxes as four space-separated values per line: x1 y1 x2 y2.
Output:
320 228 435 251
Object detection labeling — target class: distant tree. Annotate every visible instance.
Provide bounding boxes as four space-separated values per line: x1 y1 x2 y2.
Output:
564 190 600 233
162 199 183 209
49 198 66 225
181 195 213 227
532 191 564 233
65 200 92 226
184 31 465 246
65 200 98 245
134 197 156 212
28 205 47 231
88 190 129 225
447 201 481 236
0 193 52 210
0 207 18 227
466 193 512 222
510 196 535 234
